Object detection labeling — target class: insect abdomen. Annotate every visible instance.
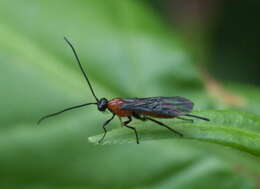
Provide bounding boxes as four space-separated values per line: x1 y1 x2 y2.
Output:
108 98 132 117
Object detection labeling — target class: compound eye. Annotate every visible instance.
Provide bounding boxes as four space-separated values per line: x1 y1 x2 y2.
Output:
98 98 108 111
99 104 105 111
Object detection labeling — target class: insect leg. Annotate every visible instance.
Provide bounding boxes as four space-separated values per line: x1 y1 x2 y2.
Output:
176 117 194 122
146 117 183 137
185 114 210 121
132 113 146 121
118 117 124 127
123 116 140 144
98 114 115 143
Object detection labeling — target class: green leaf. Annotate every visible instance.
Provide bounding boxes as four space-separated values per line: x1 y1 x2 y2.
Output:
89 110 260 156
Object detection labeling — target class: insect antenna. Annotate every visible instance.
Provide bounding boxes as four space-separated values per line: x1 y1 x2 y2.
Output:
37 37 100 125
185 114 210 121
37 102 97 124
64 36 99 102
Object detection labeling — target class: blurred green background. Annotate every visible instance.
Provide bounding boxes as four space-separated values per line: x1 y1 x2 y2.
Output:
1 0 260 188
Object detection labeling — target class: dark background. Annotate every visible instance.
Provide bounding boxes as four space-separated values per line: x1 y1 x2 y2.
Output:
151 0 260 85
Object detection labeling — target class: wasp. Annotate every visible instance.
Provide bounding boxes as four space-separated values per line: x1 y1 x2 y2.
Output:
38 37 210 144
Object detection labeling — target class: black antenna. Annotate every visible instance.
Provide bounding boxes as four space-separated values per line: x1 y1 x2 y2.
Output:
64 36 99 102
37 102 97 124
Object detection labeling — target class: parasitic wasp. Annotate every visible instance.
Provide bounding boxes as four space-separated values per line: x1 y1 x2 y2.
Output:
38 37 210 144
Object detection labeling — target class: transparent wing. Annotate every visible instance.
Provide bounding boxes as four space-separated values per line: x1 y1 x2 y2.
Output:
121 97 194 117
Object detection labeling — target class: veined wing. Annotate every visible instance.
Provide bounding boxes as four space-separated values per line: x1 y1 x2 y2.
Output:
120 97 194 117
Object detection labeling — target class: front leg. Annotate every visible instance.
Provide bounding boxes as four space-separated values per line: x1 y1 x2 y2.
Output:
98 114 115 143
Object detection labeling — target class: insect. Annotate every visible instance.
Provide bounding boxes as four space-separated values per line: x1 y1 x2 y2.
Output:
38 37 210 144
